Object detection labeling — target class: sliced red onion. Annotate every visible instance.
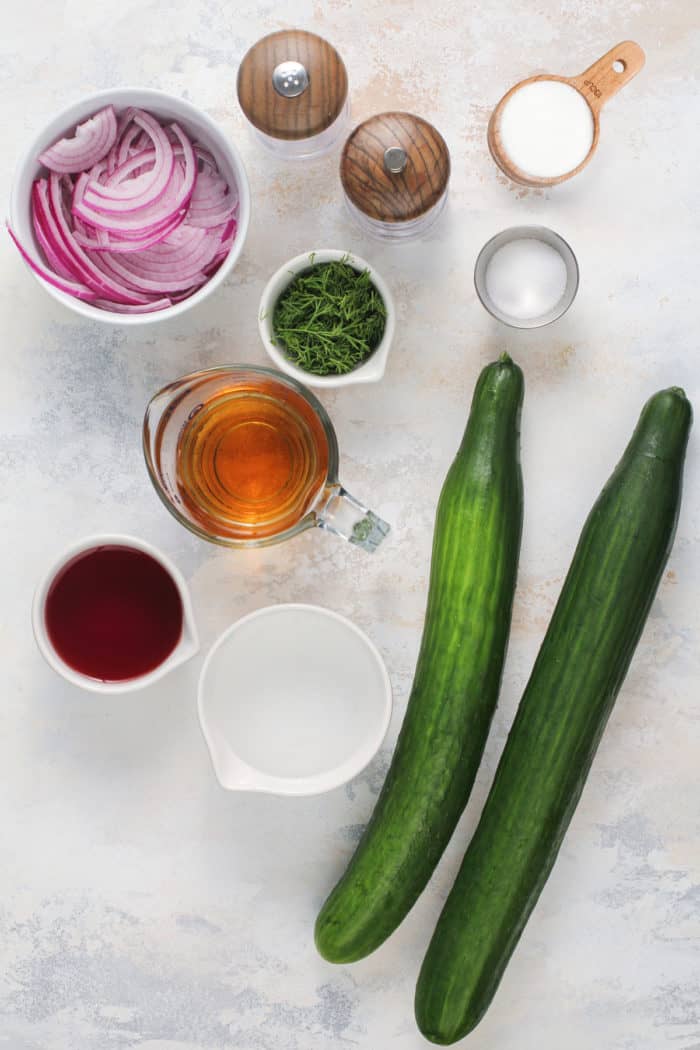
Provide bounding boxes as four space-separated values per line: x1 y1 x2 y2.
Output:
6 224 97 299
117 122 141 165
31 184 76 279
82 110 174 209
136 223 208 260
94 255 208 293
10 104 238 314
187 170 237 228
219 218 236 242
46 173 151 303
194 145 218 172
73 210 185 252
189 169 232 203
89 225 221 293
75 129 196 236
188 202 237 229
72 169 185 242
93 297 173 313
115 107 136 138
33 179 89 281
105 113 142 173
39 106 118 175
103 148 156 187
74 184 188 236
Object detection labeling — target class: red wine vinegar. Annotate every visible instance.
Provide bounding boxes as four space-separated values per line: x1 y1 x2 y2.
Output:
44 545 183 682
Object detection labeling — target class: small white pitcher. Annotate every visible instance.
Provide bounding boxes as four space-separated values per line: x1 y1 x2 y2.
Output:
198 604 392 796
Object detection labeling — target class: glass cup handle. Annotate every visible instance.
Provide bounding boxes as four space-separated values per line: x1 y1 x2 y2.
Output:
317 485 390 552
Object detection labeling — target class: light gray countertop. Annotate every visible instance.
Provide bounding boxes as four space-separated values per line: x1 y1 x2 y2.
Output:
1 2 698 1048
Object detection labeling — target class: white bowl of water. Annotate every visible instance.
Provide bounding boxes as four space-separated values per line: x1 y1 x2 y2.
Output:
198 604 392 796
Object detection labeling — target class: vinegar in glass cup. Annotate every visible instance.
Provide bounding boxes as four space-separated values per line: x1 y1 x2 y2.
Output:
176 374 329 541
144 366 390 552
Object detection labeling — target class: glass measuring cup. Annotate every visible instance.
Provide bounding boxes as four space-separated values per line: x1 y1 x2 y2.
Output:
143 365 390 552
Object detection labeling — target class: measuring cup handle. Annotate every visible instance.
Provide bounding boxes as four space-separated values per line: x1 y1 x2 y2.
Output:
317 485 390 552
572 41 645 114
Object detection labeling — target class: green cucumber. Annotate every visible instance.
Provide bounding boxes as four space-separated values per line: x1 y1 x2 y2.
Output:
415 387 692 1044
315 354 524 963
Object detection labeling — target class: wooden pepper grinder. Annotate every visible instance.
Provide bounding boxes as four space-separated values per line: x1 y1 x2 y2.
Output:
340 112 451 241
237 29 349 159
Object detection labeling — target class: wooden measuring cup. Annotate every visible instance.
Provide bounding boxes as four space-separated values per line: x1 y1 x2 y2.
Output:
488 41 645 187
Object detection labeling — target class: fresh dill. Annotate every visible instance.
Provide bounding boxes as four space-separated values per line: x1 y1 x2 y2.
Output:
272 260 387 376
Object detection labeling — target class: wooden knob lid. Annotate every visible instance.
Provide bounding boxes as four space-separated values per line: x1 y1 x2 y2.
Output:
340 112 451 223
237 29 348 141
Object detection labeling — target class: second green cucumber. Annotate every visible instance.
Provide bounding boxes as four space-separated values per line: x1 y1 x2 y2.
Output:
415 387 692 1044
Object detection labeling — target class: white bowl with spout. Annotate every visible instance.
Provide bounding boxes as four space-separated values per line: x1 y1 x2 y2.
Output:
258 249 395 388
32 533 199 694
198 603 392 796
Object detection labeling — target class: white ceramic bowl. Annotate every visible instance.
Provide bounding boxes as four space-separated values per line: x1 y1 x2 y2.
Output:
258 249 395 388
32 533 199 694
198 603 392 796
9 87 251 326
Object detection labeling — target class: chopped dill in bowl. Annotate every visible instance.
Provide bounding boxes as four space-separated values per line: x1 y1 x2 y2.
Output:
271 259 387 376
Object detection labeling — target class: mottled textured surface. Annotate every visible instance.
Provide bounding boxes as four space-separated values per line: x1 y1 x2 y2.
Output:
1 2 699 1048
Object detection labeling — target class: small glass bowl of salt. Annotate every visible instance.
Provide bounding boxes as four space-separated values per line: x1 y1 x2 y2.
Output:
474 225 579 329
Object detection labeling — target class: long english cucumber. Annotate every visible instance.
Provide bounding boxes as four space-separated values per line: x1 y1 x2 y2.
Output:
315 354 524 963
415 387 693 1044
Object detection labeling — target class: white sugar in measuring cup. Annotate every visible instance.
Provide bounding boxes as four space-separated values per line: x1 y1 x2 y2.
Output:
488 41 645 187
198 604 392 796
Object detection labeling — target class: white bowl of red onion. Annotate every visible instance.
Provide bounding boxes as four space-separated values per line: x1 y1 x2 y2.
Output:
8 88 250 324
